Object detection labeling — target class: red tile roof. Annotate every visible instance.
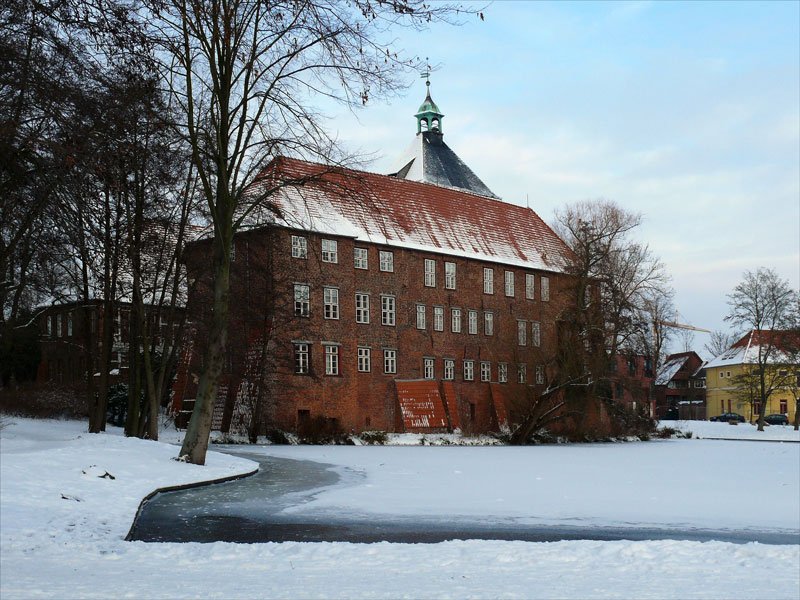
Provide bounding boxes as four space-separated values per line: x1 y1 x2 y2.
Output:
394 380 449 432
247 157 573 273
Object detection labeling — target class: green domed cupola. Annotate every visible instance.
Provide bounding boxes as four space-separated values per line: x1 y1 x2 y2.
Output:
415 73 444 134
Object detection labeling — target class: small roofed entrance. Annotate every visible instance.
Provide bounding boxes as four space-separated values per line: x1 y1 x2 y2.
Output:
394 380 452 433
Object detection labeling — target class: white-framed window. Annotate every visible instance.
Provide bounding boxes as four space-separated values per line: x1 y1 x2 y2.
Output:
321 239 338 263
354 247 368 269
323 287 339 320
67 312 73 336
46 315 52 336
504 271 515 297
541 276 550 301
498 362 508 383
355 293 370 324
381 295 396 326
444 359 455 380
484 311 494 336
424 258 436 287
483 267 494 294
518 364 527 384
518 320 527 346
291 235 307 259
379 250 393 272
463 360 475 381
532 321 541 347
451 308 462 333
294 284 310 317
423 357 435 380
294 343 309 374
525 273 535 299
357 347 371 372
445 262 456 289
324 345 339 376
468 310 478 335
433 306 444 331
56 313 62 337
480 361 491 382
536 365 545 385
384 349 397 374
416 304 426 329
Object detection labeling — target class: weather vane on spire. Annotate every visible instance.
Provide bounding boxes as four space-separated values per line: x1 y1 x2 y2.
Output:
421 58 431 88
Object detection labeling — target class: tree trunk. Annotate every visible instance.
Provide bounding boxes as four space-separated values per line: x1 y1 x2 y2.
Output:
178 235 231 464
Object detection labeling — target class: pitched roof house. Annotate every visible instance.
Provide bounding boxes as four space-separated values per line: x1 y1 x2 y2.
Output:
705 330 799 422
654 351 706 420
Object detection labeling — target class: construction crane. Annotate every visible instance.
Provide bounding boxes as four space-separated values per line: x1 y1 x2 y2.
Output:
658 311 711 333
659 320 711 333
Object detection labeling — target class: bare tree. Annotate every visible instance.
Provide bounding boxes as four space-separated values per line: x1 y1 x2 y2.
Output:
725 267 799 431
548 199 673 437
144 0 472 464
703 330 736 360
677 328 695 353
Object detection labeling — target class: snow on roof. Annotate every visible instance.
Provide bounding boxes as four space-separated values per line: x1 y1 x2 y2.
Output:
704 330 800 369
655 355 689 386
242 157 572 273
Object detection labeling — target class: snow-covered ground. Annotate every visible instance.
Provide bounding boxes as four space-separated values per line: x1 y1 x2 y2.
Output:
1 417 799 599
239 440 800 533
666 419 800 442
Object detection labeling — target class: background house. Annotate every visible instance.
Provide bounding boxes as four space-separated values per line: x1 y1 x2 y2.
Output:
654 351 706 420
705 330 798 423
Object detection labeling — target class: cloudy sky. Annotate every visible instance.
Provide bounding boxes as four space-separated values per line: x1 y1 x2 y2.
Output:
324 1 799 357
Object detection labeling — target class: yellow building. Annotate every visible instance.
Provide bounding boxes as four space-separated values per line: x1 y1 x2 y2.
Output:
705 330 798 423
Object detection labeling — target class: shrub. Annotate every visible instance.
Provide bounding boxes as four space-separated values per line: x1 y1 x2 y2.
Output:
106 384 128 427
265 428 292 445
656 427 677 439
0 383 87 419
297 415 348 444
359 430 388 445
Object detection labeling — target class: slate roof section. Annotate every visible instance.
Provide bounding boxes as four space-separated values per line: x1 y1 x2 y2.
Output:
389 131 499 199
245 157 572 274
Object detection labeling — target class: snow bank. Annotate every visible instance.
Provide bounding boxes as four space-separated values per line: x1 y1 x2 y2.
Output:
666 420 800 442
2 538 797 600
0 417 257 545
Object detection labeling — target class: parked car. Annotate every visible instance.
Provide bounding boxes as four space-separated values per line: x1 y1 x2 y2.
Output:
709 412 745 423
761 414 789 426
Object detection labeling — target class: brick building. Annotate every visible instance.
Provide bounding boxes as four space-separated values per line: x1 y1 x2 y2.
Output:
37 300 130 385
36 300 181 385
174 84 575 435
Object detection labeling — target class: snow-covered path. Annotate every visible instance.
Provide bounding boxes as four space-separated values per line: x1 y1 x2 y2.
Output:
1 418 798 599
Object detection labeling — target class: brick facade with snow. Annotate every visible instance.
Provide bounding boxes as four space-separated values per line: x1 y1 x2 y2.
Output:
173 86 578 435
177 216 570 434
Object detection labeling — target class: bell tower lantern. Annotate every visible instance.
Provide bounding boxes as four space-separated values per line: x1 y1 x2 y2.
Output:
414 72 444 134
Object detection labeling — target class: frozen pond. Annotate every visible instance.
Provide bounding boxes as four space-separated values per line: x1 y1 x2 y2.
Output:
128 447 800 545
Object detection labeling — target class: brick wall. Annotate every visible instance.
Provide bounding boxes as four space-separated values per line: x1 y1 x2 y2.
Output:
180 224 571 434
